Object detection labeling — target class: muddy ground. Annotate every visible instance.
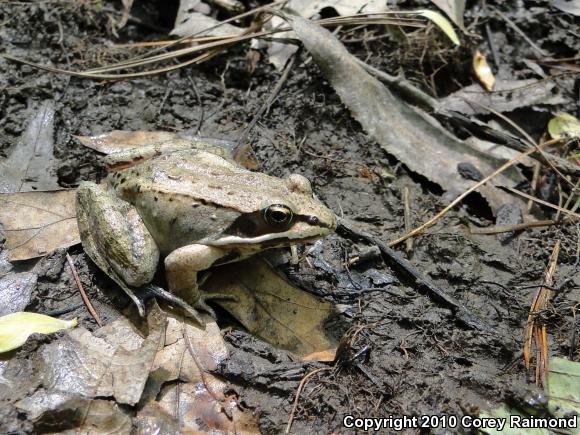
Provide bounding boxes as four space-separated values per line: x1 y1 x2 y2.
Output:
1 1 579 434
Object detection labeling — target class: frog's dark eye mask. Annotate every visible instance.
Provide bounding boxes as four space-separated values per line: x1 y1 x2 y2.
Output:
225 204 294 238
221 204 323 241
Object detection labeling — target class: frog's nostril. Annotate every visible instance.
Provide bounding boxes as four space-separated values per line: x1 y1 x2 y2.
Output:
307 216 319 226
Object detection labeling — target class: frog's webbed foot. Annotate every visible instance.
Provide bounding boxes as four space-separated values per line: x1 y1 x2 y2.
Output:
194 293 239 319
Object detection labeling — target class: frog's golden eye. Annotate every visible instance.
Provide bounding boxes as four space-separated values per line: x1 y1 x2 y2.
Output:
264 204 293 227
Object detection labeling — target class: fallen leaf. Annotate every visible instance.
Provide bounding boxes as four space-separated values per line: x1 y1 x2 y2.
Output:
265 0 390 70
75 131 243 170
548 112 580 139
418 9 460 45
546 357 580 418
0 272 37 316
0 190 80 261
141 316 259 433
40 303 165 405
473 50 495 91
16 393 132 434
0 312 77 353
0 101 59 193
442 79 566 116
430 0 466 29
553 0 580 16
171 0 245 38
288 14 522 213
74 130 179 154
203 257 339 358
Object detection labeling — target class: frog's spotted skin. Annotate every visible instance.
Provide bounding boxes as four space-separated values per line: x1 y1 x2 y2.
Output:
76 147 336 322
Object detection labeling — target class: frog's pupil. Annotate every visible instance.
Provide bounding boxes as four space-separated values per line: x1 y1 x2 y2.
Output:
271 210 287 222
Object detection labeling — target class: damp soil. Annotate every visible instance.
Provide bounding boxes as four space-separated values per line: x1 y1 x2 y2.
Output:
1 1 579 434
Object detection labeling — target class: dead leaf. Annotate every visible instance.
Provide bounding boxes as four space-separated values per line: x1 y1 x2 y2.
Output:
74 130 180 154
442 79 566 116
548 112 580 139
141 316 259 433
473 50 495 91
0 272 36 316
171 0 245 38
553 0 580 16
203 257 339 358
430 0 466 29
40 303 165 406
0 101 59 193
288 14 522 212
0 190 80 261
16 393 132 434
265 0 390 70
75 130 252 170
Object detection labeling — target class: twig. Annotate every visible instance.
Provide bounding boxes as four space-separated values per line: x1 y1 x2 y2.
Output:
285 367 331 434
470 218 576 235
66 253 102 327
402 186 413 255
388 139 557 247
338 217 491 332
501 187 580 219
523 240 560 386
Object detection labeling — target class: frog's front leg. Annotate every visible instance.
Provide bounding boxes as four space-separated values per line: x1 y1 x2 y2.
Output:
165 244 237 318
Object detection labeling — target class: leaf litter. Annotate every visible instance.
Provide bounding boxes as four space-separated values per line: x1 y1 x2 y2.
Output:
287 13 522 213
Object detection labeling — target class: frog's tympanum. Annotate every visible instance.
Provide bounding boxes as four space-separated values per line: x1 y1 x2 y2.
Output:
76 145 336 323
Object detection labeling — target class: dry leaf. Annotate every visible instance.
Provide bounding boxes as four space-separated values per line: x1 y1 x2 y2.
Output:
0 101 59 193
0 190 80 261
430 0 466 29
0 312 77 353
40 303 165 405
144 317 259 433
74 130 180 154
203 257 339 358
289 14 522 213
442 79 566 116
473 50 495 91
548 112 580 139
75 130 253 170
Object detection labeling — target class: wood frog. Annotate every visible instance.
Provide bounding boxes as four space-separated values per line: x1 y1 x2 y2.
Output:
76 143 336 323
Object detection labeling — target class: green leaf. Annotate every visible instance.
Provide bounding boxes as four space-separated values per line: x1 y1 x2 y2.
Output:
546 357 580 418
418 10 460 46
0 312 77 353
548 112 580 139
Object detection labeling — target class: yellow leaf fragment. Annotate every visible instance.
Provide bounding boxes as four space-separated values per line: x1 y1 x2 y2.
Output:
548 112 580 139
0 312 77 353
418 9 460 45
473 50 495 91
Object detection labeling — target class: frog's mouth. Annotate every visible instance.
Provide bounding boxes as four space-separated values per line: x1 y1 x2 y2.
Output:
208 231 328 248
208 210 336 247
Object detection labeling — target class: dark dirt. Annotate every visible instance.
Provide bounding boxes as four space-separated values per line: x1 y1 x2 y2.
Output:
1 1 579 434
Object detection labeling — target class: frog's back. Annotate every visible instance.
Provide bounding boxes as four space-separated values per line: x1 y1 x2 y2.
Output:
106 150 292 254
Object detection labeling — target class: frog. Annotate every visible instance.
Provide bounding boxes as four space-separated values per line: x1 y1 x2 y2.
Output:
76 142 337 324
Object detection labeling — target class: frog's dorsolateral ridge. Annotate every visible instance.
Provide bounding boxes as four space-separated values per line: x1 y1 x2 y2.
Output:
76 146 336 323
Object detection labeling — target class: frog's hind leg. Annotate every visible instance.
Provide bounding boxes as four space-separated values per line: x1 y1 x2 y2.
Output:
76 182 160 316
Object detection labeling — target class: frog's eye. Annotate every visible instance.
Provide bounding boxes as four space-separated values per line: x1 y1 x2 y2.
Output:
264 204 293 227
